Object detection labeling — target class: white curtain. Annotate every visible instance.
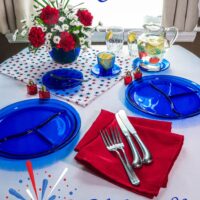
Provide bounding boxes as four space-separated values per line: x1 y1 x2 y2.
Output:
162 0 199 31
0 0 199 34
0 0 33 34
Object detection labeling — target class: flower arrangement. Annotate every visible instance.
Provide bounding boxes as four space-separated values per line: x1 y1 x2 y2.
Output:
16 0 98 53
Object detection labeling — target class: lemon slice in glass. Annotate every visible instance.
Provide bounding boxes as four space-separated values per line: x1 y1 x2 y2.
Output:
128 32 136 43
105 31 113 41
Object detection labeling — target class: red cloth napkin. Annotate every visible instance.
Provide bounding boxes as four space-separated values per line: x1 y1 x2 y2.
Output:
75 110 184 198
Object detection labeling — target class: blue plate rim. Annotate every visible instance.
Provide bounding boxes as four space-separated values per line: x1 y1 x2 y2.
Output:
125 75 200 119
0 98 81 159
91 63 121 77
132 57 170 73
42 68 83 90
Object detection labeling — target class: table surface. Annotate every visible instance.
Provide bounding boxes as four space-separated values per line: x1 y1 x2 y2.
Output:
0 45 200 200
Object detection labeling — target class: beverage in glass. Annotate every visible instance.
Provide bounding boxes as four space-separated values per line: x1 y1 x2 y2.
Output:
105 26 124 55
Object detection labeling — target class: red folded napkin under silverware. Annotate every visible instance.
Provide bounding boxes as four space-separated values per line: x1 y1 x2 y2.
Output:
75 110 184 198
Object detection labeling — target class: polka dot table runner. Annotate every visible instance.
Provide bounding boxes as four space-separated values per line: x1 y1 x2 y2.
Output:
0 47 132 107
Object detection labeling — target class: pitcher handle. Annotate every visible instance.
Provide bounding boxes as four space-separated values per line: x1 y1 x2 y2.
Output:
165 27 178 47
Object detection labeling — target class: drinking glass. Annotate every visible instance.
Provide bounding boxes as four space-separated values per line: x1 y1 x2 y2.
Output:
105 26 124 55
127 30 138 57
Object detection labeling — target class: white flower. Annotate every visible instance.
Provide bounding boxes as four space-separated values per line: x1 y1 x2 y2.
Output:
46 33 52 40
46 45 51 52
81 44 88 50
67 5 73 10
42 27 47 32
70 20 79 26
79 37 85 45
58 3 63 9
20 19 26 24
69 21 75 26
73 15 78 21
37 25 46 32
73 30 79 34
54 25 62 32
22 25 27 29
74 21 80 26
45 40 51 51
53 36 60 44
35 9 41 15
13 29 19 41
62 24 69 31
46 40 50 46
59 17 65 23
98 21 103 26
81 29 92 38
51 28 56 32
21 29 27 37
67 14 74 20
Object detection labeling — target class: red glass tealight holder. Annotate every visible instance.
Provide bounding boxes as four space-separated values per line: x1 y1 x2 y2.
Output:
39 85 50 99
27 80 38 95
124 71 132 85
134 68 142 80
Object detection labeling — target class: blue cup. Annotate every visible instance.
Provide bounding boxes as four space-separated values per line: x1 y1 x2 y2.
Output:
97 52 115 76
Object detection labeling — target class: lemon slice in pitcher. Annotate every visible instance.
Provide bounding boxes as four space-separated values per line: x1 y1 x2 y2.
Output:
105 31 113 41
128 32 136 43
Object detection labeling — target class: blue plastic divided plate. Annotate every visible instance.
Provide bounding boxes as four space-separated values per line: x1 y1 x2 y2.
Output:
0 99 81 159
42 68 83 89
126 75 200 119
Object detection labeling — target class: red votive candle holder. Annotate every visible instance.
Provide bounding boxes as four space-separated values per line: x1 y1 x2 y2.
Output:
134 68 142 80
27 80 38 95
124 71 133 85
39 85 50 99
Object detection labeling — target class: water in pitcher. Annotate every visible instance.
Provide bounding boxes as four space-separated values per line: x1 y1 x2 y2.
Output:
137 24 178 71
137 34 165 66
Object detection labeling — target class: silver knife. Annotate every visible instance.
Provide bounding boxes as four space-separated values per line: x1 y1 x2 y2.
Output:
115 113 142 168
118 110 152 164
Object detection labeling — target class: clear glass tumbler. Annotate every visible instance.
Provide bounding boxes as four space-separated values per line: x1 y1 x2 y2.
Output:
127 30 138 57
105 26 124 55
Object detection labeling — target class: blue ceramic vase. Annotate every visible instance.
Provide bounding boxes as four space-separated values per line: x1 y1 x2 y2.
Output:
49 47 81 64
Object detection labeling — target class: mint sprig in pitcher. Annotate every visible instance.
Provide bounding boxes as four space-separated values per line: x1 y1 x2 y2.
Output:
137 24 178 72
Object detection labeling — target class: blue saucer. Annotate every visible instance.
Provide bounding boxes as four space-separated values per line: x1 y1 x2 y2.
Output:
91 64 121 77
133 57 170 72
42 68 83 89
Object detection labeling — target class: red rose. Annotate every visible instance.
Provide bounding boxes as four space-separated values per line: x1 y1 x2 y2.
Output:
57 32 76 52
40 5 59 25
28 27 45 48
77 9 93 26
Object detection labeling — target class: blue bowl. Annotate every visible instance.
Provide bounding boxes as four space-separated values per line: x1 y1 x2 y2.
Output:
49 47 81 64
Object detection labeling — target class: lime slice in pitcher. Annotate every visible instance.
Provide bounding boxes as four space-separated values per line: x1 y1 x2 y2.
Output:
146 36 164 55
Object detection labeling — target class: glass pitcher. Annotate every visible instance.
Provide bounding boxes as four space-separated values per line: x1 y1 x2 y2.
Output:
137 24 178 71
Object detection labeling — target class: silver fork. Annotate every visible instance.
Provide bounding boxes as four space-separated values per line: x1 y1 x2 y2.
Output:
110 127 135 174
100 128 140 186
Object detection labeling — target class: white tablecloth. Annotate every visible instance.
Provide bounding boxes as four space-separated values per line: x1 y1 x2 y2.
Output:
0 45 200 200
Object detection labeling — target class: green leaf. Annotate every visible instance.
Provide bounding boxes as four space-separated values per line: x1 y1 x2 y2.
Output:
64 0 70 9
34 0 46 8
43 0 54 7
36 17 45 25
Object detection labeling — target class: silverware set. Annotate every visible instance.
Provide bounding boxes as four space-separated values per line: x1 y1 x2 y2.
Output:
100 110 152 186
